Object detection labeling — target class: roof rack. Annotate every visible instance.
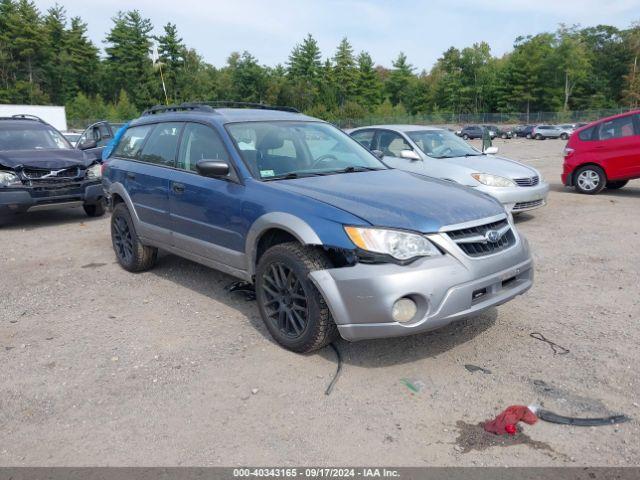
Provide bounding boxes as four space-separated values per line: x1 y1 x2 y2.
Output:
141 101 300 116
0 114 46 123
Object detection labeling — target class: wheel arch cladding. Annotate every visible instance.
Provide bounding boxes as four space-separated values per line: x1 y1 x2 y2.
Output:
245 212 355 277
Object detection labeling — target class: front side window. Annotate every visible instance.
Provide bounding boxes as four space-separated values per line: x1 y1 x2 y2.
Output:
598 116 636 140
139 123 183 167
177 123 230 172
113 124 155 160
408 129 481 159
350 130 375 149
377 131 412 158
0 124 71 150
226 121 386 180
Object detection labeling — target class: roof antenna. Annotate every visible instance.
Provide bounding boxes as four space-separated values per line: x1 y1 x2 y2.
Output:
151 43 169 105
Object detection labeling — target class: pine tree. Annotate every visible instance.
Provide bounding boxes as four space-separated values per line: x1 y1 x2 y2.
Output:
104 10 157 109
156 22 184 102
332 38 357 106
386 52 414 107
355 51 382 106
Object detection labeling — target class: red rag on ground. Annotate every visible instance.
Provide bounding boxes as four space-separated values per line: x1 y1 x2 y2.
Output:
484 405 538 435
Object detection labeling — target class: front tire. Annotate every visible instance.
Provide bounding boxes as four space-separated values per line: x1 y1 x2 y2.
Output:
606 180 628 190
462 134 469 140
110 203 157 272
574 165 606 195
83 200 105 217
255 243 338 353
535 133 543 140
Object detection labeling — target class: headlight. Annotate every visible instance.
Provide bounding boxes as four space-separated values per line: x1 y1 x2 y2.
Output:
344 226 441 261
471 173 516 188
0 171 20 187
86 163 102 179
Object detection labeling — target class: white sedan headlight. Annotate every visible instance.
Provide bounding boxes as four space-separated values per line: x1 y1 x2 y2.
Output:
344 226 441 261
86 163 102 179
471 173 516 188
0 171 20 187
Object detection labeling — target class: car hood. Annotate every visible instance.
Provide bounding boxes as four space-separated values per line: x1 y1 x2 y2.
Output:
270 169 504 232
432 154 539 179
0 149 93 169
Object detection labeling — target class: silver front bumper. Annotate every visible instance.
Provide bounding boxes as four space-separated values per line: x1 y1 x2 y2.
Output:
477 181 550 213
309 220 533 341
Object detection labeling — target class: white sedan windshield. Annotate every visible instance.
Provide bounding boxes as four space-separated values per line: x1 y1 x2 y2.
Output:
407 130 482 159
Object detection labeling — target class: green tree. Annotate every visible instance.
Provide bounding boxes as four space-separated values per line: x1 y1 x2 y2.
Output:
287 34 322 109
386 52 414 106
156 22 184 102
555 25 591 110
355 51 382 106
332 38 357 106
103 10 157 108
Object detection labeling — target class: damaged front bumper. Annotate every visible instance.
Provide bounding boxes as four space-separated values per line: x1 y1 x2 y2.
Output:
0 180 103 216
310 222 533 341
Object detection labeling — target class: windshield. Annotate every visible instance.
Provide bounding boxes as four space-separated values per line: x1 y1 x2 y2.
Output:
0 124 71 150
226 121 386 180
407 130 482 159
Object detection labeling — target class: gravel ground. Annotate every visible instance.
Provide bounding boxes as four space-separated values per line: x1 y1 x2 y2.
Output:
1 138 638 466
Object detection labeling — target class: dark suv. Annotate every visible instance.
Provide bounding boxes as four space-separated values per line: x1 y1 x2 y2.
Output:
459 125 495 140
0 115 105 223
103 102 532 353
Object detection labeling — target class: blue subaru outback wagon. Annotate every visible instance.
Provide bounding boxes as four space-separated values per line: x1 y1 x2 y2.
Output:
103 102 533 352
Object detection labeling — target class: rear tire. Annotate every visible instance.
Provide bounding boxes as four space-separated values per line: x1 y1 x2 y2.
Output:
83 200 105 217
462 134 469 140
574 165 606 195
606 180 628 190
560 133 569 140
110 202 157 272
255 242 338 353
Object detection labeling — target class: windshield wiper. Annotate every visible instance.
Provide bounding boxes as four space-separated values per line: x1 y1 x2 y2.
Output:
320 166 384 175
262 172 326 181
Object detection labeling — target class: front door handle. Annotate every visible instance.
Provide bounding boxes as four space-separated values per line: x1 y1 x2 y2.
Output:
126 172 136 180
172 182 185 193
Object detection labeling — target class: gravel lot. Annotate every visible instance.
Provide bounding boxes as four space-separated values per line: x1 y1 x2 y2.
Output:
1 138 638 466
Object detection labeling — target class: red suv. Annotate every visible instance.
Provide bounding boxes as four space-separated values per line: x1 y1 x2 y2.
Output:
562 110 640 194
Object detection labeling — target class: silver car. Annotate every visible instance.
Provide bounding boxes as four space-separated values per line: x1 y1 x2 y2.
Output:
531 125 563 139
349 125 550 213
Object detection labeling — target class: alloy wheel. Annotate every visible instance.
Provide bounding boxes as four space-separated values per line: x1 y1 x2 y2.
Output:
112 215 134 264
577 169 601 192
260 262 309 338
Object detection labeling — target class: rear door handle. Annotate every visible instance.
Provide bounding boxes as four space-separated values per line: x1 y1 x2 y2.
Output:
172 182 185 193
126 172 136 179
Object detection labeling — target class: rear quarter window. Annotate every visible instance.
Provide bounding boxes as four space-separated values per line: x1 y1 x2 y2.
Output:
113 124 154 159
578 126 596 141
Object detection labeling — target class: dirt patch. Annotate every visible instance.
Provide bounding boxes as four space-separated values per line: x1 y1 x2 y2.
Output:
454 421 564 459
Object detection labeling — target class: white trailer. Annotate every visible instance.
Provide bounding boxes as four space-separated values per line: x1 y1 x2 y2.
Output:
0 104 67 131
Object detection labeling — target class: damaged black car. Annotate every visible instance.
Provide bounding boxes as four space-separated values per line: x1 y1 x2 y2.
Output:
0 115 105 224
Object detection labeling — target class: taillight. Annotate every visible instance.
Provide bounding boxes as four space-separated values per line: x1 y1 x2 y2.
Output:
101 161 108 175
563 147 574 157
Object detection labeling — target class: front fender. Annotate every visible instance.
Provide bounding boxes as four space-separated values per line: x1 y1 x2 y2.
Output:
244 212 324 276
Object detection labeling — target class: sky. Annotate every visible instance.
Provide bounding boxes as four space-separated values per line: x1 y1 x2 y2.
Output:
36 0 640 71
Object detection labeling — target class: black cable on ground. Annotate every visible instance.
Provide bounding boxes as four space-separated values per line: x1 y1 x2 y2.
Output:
324 342 343 396
530 332 570 355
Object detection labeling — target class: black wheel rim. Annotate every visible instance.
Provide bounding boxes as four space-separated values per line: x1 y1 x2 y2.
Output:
112 215 134 264
261 262 308 338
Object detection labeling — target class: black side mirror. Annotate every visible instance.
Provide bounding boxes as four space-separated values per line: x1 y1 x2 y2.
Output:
196 160 230 178
371 149 384 160
78 139 98 150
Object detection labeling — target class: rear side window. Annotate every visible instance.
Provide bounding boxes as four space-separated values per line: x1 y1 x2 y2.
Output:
578 126 596 141
351 130 375 149
177 123 229 172
139 122 183 167
598 115 636 140
113 124 154 159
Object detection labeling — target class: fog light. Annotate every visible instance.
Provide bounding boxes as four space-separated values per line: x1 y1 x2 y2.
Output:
392 298 417 323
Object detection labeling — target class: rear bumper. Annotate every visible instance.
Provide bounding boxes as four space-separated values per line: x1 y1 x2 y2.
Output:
0 181 103 216
309 226 533 341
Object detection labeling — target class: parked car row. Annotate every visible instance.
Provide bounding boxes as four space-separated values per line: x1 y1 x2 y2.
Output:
513 123 587 140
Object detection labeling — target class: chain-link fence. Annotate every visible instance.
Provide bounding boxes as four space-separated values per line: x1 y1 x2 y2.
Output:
333 108 636 129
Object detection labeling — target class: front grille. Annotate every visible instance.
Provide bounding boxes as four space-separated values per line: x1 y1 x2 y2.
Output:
22 166 80 180
513 199 544 211
446 219 516 257
514 176 539 187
